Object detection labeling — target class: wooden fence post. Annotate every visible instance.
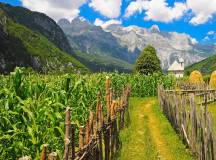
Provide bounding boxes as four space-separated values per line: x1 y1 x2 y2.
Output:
40 144 48 160
64 107 71 160
110 101 117 158
70 123 76 160
106 76 111 120
79 126 85 149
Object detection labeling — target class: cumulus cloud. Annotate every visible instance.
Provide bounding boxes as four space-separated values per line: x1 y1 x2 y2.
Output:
94 18 105 26
94 18 122 28
124 0 145 17
187 0 216 25
208 31 215 35
89 0 122 18
190 37 198 45
125 0 187 23
21 0 87 21
203 36 210 41
125 0 216 25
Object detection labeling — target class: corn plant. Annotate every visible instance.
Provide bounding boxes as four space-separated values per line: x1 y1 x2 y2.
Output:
0 68 175 159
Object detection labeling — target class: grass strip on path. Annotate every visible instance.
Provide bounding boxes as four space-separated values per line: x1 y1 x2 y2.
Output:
117 97 195 160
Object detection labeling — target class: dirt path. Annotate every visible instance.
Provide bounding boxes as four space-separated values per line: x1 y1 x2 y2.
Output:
117 98 194 160
145 100 173 160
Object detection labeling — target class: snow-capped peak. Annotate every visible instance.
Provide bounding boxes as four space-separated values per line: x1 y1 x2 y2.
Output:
150 25 160 33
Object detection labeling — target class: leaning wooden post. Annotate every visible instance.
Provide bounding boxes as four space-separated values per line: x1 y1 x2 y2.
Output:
106 76 111 120
40 144 48 160
110 101 116 158
70 123 76 160
204 89 208 126
105 77 111 160
64 107 71 160
96 96 103 160
85 120 90 145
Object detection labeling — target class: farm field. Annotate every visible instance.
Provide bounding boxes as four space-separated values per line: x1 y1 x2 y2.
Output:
2 68 215 160
117 98 195 160
0 68 175 159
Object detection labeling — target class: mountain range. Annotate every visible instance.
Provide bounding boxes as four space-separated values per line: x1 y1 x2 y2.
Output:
1 2 216 74
58 17 216 71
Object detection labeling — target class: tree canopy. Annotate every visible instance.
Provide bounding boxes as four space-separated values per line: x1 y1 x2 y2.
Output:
135 45 161 75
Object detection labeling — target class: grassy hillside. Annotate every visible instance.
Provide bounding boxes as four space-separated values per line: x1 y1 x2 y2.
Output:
0 3 73 55
75 52 134 73
0 8 88 74
185 54 216 75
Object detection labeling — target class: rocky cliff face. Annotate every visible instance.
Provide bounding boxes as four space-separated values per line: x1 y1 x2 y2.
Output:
58 18 139 64
59 17 216 70
103 24 213 69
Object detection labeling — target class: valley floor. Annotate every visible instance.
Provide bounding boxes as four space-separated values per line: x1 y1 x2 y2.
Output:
117 98 195 160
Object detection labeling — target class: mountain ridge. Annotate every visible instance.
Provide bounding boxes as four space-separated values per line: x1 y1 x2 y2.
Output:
0 3 88 74
102 23 215 69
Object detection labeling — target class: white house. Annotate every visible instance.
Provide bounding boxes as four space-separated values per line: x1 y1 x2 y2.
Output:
168 58 184 78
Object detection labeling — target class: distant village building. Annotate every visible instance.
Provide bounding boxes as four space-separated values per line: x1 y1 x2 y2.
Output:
168 58 184 78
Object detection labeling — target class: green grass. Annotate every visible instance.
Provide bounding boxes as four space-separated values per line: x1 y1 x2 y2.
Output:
117 98 158 160
185 54 216 75
117 98 195 160
1 7 88 74
152 100 195 160
208 102 216 132
6 19 88 72
75 52 134 72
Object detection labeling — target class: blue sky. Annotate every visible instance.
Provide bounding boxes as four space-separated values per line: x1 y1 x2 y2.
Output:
1 0 216 44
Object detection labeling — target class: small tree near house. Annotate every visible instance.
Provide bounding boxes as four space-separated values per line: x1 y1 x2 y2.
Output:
135 45 161 75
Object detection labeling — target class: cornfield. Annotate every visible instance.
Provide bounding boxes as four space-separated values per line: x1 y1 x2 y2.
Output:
0 68 175 159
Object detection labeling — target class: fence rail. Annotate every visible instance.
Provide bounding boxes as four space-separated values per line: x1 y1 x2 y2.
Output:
19 78 131 160
158 85 216 160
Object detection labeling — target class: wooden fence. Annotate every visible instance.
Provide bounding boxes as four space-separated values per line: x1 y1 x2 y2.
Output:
158 85 216 160
19 78 131 160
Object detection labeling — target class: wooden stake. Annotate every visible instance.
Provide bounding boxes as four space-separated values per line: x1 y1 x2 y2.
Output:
70 123 76 160
40 144 48 160
64 107 71 160
79 126 85 149
106 76 111 120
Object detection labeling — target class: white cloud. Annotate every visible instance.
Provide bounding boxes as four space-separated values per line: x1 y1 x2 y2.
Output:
203 36 210 41
21 0 87 21
208 31 215 35
94 18 122 28
94 18 105 26
187 0 216 25
125 0 145 18
190 37 198 45
125 0 216 25
89 0 122 18
125 0 187 23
